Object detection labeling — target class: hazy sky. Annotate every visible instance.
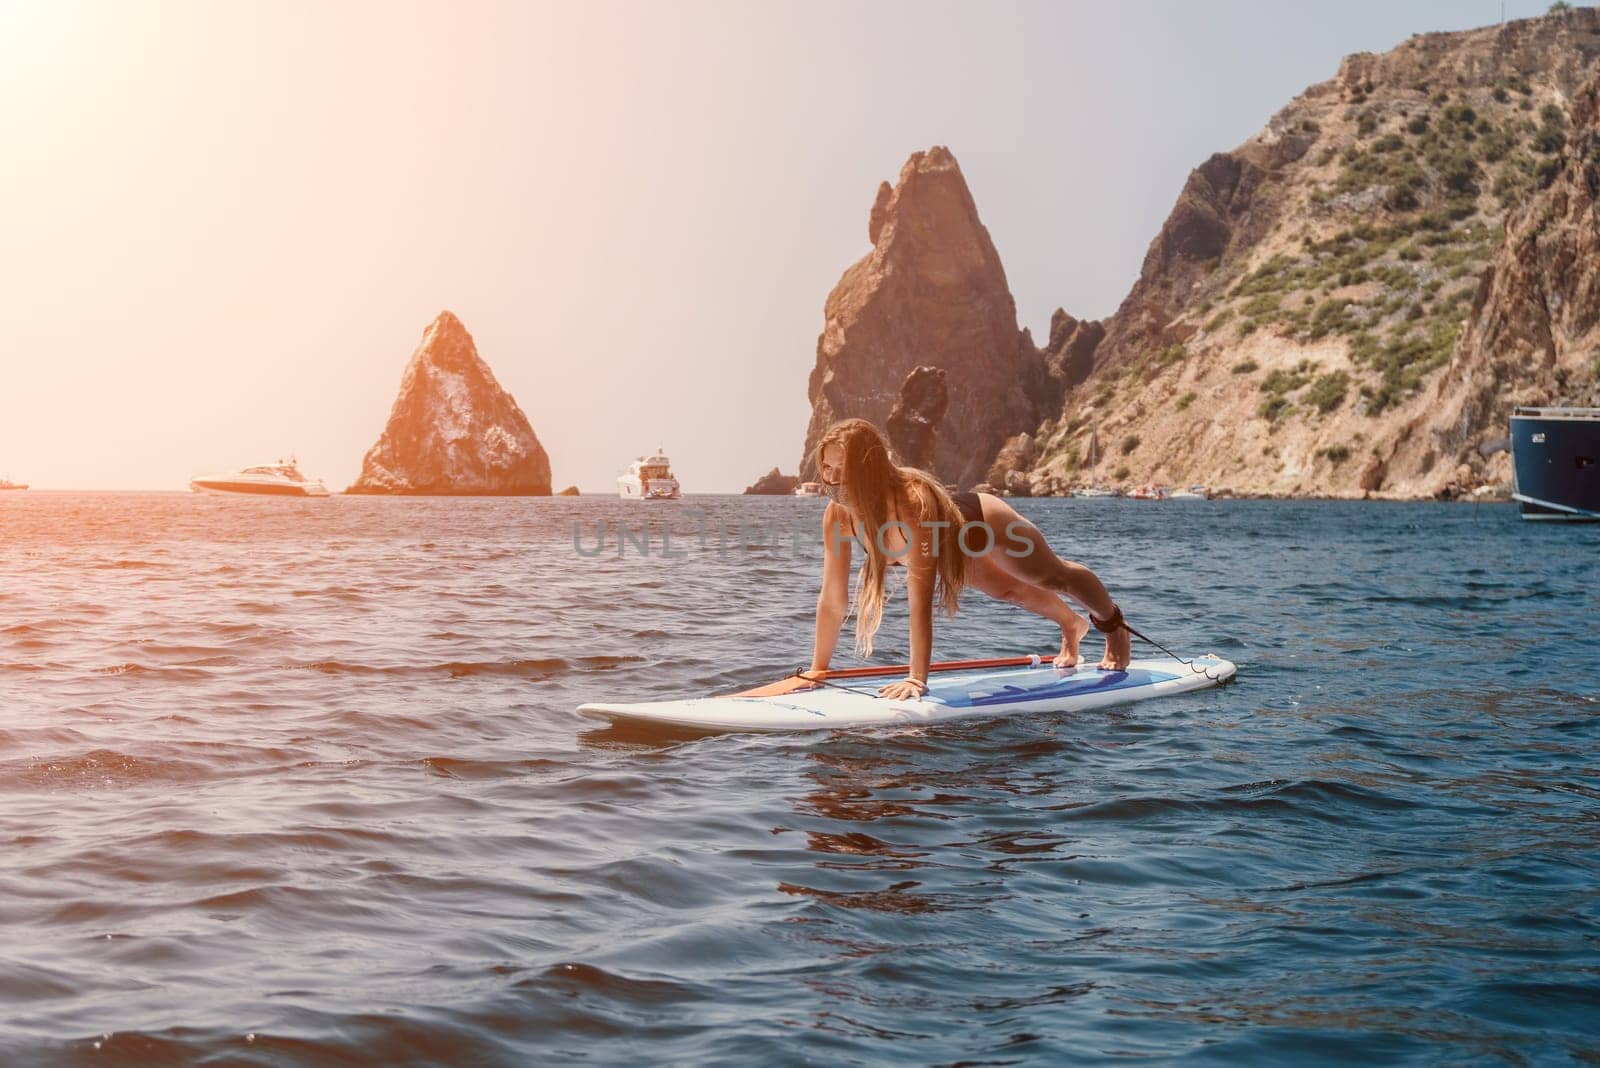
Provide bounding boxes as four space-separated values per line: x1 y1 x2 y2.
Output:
0 0 1563 492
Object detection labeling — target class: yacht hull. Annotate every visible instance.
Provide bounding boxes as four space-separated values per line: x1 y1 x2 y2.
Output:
190 480 329 497
1510 409 1600 521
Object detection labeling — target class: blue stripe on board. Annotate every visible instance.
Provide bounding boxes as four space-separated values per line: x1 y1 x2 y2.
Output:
932 668 1179 709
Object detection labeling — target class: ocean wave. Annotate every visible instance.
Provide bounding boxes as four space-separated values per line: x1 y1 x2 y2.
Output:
296 655 644 678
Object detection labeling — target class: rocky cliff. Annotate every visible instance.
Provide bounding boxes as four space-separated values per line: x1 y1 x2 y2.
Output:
348 311 553 495
1418 61 1600 481
798 147 1065 488
1010 9 1600 498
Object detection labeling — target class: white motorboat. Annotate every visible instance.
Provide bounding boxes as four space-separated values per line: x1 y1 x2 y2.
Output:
0 477 26 491
190 457 330 497
793 481 823 497
617 448 681 500
1170 484 1211 500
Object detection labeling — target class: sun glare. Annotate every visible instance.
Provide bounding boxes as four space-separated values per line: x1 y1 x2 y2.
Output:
0 0 87 86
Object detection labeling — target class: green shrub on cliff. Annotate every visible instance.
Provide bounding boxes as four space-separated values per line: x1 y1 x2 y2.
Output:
1257 395 1292 423
1261 362 1316 396
1305 371 1352 413
1362 320 1460 413
1317 444 1353 464
1533 110 1566 154
1242 294 1282 319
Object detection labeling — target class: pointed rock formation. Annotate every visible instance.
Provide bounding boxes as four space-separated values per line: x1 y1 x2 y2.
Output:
885 366 949 471
1042 309 1106 389
798 147 1060 488
348 312 552 495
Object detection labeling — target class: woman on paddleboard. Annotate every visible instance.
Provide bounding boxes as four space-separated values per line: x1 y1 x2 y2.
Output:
806 418 1131 700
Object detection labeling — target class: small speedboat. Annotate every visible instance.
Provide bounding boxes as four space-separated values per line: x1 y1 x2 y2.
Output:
1170 484 1210 500
0 478 26 491
793 482 823 497
1129 484 1167 501
190 457 330 497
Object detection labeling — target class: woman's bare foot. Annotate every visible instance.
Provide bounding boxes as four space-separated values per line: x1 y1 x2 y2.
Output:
1099 626 1132 671
1053 612 1091 669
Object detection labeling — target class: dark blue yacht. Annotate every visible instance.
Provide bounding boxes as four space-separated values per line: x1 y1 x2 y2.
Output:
1509 406 1600 521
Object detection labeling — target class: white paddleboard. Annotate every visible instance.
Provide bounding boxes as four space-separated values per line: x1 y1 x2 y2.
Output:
576 653 1236 733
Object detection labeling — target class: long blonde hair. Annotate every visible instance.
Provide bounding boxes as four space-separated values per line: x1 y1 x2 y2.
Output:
817 418 968 658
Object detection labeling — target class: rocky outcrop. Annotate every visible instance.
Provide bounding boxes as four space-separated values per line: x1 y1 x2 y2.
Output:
1090 150 1288 379
1042 310 1105 388
884 366 949 470
743 468 800 495
799 147 1061 488
348 311 552 495
984 432 1039 497
1017 9 1600 498
557 485 580 496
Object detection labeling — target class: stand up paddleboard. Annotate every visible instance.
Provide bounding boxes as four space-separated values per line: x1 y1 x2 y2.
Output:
576 652 1236 734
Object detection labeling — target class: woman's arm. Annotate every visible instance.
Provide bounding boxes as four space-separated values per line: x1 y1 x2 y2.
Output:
808 501 853 673
878 484 935 699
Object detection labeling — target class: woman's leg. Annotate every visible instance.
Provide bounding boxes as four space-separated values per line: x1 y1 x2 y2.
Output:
970 495 1131 670
963 555 1091 668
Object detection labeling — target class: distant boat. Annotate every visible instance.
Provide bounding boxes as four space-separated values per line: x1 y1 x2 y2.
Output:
1129 484 1167 501
618 448 681 500
1510 406 1600 521
1075 415 1116 498
190 457 330 497
0 477 26 491
1170 484 1210 500
793 481 823 497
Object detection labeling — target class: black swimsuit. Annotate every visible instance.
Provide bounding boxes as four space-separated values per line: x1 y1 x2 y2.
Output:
865 490 986 568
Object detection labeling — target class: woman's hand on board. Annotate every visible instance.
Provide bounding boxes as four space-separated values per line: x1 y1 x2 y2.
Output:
876 677 928 701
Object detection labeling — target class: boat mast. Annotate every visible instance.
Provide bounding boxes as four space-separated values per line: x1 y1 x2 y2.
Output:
1090 415 1099 489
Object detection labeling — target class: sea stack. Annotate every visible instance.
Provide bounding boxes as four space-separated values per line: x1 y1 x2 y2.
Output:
348 311 553 495
797 146 1060 488
743 468 800 495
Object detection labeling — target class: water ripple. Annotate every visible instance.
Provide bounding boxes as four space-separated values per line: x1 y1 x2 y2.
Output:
0 494 1596 1063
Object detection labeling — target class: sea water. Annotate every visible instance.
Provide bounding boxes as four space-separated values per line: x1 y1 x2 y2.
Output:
2 492 1597 1064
